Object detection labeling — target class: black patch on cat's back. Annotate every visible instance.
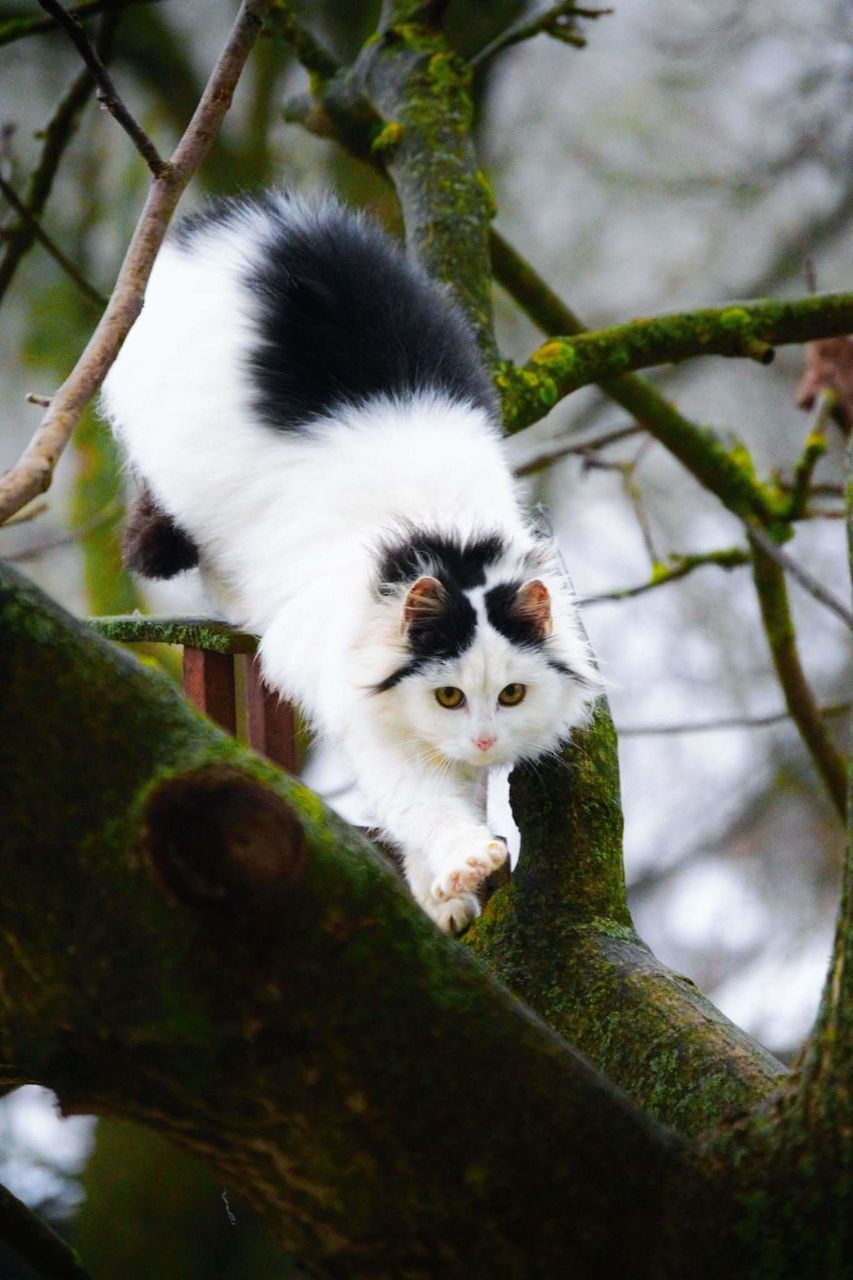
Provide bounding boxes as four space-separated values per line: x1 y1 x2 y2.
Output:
208 195 499 429
373 531 505 692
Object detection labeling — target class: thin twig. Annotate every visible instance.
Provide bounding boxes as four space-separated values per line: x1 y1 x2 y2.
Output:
785 390 832 520
618 702 849 737
514 422 644 477
36 0 167 176
583 547 750 605
748 524 853 631
750 537 847 820
266 1 339 79
3 501 120 562
624 440 660 566
0 0 274 528
0 173 106 306
0 0 159 49
0 65 95 308
0 501 49 528
470 2 612 68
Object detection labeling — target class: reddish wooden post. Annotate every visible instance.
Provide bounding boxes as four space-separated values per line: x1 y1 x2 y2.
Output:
245 655 299 772
182 647 237 735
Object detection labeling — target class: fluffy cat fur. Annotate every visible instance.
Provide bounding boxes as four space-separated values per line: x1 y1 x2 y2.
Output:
102 191 598 933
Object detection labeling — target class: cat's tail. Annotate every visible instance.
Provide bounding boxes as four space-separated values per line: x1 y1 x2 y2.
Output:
122 480 200 579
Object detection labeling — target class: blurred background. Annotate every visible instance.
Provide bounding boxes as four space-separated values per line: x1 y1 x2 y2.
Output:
1 0 850 1274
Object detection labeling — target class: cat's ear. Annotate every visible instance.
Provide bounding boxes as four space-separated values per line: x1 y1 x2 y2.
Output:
401 576 447 632
513 579 553 638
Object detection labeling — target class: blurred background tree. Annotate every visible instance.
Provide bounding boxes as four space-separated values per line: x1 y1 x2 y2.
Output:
0 0 849 1274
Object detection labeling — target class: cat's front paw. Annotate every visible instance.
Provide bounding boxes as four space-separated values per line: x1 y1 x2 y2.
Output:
423 892 480 935
431 833 509 902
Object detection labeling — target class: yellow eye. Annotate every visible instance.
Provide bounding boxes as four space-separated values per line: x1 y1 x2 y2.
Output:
498 683 526 707
435 686 465 709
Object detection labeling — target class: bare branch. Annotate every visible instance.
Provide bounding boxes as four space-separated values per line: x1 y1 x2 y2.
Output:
583 547 750 605
36 0 166 175
0 0 160 49
0 173 106 306
748 524 853 631
617 702 849 737
470 2 613 68
750 537 847 819
0 66 94 308
0 501 49 528
3 501 120 563
0 0 274 528
266 1 339 80
514 422 644 476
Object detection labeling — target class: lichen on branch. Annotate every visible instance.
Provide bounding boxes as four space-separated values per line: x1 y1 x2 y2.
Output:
498 293 853 433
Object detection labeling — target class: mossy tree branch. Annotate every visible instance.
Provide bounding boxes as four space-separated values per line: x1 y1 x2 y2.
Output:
498 294 853 432
352 11 497 356
0 1181 93 1280
748 537 847 819
466 701 786 1139
1 562 712 1279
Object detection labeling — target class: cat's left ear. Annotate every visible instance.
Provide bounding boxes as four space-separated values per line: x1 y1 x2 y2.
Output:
401 575 447 633
512 579 553 638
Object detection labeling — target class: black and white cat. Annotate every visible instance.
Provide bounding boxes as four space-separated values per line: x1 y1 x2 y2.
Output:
102 191 598 932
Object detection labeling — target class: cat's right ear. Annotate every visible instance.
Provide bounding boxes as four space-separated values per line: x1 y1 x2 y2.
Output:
401 576 447 633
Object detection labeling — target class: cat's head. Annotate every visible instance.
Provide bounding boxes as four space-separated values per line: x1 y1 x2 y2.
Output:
370 532 598 768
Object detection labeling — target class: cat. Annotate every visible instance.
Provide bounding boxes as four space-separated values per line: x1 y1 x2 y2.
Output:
101 191 599 933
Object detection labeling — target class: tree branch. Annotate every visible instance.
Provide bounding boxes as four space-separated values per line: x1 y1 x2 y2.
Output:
466 700 785 1139
0 561 710 1278
0 66 95 308
583 546 750 605
35 0 166 175
749 536 847 819
0 1181 93 1280
513 421 644 476
469 1 612 68
0 0 273 528
266 1 339 80
498 293 853 433
489 229 783 523
617 702 850 737
748 523 853 630
0 0 159 49
0 173 106 307
353 15 497 356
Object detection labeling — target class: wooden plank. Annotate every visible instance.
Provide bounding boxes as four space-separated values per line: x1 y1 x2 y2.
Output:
245 655 298 772
182 647 237 734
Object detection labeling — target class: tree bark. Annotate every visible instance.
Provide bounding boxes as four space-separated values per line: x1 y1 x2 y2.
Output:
1 561 711 1277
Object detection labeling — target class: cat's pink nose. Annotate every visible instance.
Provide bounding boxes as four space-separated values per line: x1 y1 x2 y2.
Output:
474 735 496 752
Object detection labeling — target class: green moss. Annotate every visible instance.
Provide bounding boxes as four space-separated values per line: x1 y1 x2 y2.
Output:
370 120 404 152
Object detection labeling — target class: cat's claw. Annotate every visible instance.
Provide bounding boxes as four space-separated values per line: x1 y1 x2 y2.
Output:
431 836 508 902
424 892 480 935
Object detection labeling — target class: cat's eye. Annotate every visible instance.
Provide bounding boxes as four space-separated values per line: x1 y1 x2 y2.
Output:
498 683 526 707
435 686 465 709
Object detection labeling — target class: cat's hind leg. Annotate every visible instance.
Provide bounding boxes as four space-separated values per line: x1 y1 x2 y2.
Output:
123 480 200 578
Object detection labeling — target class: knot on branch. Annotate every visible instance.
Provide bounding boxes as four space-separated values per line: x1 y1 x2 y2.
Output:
144 765 304 908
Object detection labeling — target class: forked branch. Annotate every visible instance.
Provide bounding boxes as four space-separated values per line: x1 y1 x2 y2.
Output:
0 0 274 528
